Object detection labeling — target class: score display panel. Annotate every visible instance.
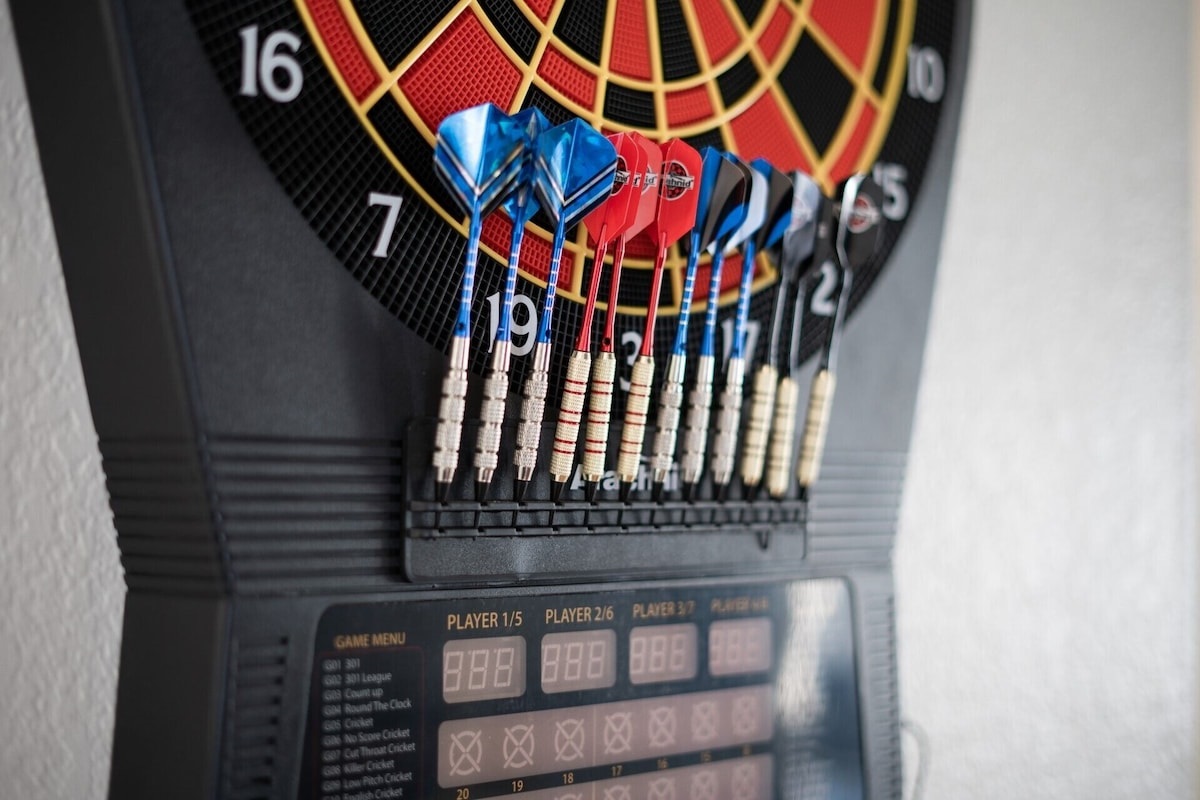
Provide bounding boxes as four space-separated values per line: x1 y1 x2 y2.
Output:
11 0 970 798
300 579 860 800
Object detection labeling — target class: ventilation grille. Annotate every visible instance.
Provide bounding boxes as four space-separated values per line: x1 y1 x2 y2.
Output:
862 591 903 799
222 637 289 800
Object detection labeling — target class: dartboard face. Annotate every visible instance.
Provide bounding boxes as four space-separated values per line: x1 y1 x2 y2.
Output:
186 0 959 381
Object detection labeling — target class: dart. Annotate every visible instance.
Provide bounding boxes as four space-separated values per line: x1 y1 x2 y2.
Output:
677 153 754 499
757 172 823 499
710 159 794 494
615 139 697 501
796 173 886 499
548 133 647 500
472 108 550 501
648 148 746 499
431 104 527 501
579 133 662 501
513 120 618 501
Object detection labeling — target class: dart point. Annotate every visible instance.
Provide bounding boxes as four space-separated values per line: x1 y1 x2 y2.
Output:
584 482 599 503
514 478 531 503
551 481 568 503
651 482 666 502
681 482 698 502
474 481 490 504
618 482 635 503
436 481 452 504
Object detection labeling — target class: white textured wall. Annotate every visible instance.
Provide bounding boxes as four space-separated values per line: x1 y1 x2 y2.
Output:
0 1 124 796
896 1 1196 798
0 1 1194 799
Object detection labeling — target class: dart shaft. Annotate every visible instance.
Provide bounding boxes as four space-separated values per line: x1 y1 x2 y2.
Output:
581 351 616 482
650 352 686 484
710 356 746 487
680 353 715 486
515 340 551 483
740 364 777 487
474 340 511 485
618 354 654 484
797 368 836 489
549 349 590 484
729 241 757 360
671 235 703 355
433 336 471 486
766 376 799 498
453 214 483 339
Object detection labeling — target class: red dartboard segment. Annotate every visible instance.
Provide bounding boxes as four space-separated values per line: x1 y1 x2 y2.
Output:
610 0 653 79
538 45 598 109
729 92 815 176
757 4 794 63
398 10 522 131
301 0 377 101
691 0 741 64
810 0 880 70
665 86 714 126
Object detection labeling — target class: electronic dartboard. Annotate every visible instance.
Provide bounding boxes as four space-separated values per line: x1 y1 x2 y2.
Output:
12 0 970 797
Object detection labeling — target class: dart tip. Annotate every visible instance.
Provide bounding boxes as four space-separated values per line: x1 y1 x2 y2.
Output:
798 484 809 503
743 481 761 501
681 482 698 503
584 482 599 503
618 482 634 503
514 479 531 503
474 481 491 504
551 481 568 503
436 481 452 503
715 482 730 502
651 482 666 503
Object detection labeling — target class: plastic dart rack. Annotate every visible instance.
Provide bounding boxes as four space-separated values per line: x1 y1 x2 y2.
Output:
13 1 970 798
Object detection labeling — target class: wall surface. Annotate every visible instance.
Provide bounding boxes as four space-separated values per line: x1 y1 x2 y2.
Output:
0 0 1194 798
0 1 124 796
895 1 1196 798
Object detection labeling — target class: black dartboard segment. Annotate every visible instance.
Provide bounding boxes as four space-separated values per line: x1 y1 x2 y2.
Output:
186 0 958 385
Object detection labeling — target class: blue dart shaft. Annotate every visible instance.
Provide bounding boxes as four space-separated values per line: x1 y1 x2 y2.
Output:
670 230 704 356
699 249 728 358
454 212 484 339
474 212 532 490
495 217 527 344
535 223 568 344
729 240 758 360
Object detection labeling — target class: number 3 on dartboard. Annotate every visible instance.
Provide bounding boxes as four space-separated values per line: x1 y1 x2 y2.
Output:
239 26 303 102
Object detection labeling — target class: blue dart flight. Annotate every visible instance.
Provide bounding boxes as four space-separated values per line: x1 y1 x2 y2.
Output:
430 103 526 501
473 107 550 501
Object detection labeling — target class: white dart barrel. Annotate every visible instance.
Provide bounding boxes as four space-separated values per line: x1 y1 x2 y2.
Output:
514 341 551 483
581 351 616 482
473 340 512 485
433 336 471 486
549 349 591 483
617 354 654 483
650 353 686 484
710 356 746 487
766 376 799 498
679 354 715 486
740 364 777 488
797 369 836 489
